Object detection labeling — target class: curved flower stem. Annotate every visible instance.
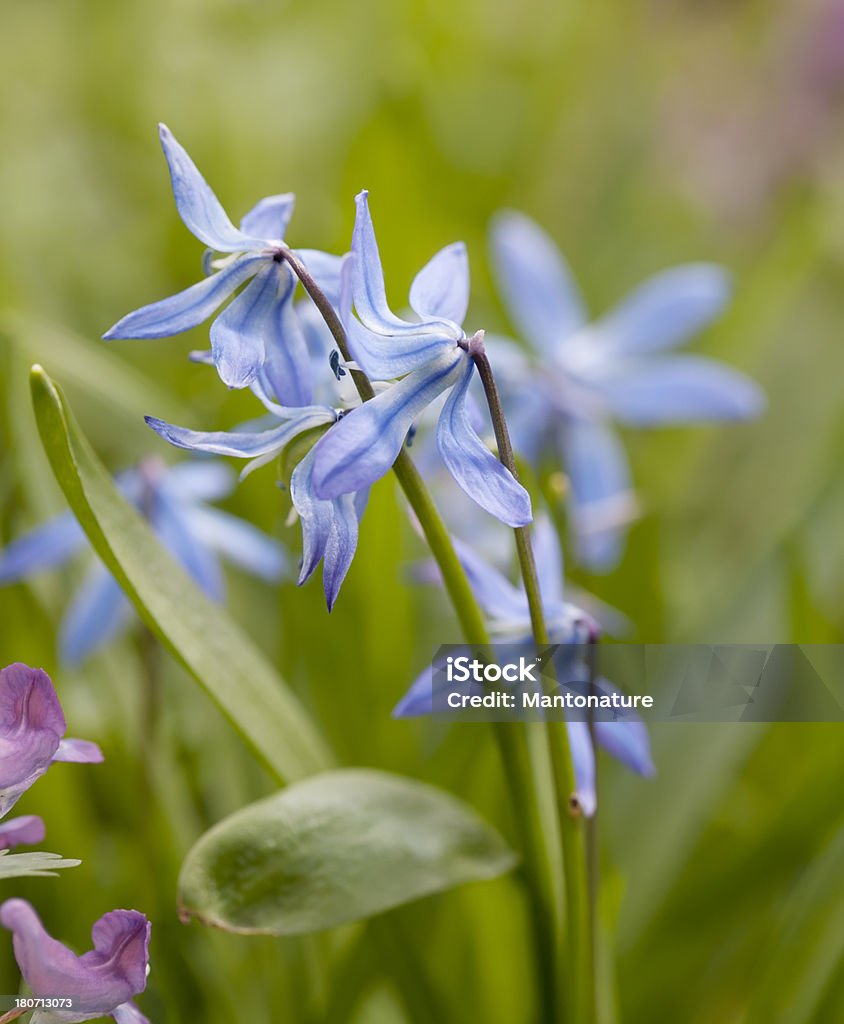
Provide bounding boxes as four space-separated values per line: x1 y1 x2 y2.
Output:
471 334 596 1024
281 249 562 1021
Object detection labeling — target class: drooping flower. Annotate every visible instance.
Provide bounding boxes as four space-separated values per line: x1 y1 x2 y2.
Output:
0 664 103 822
0 816 46 851
393 517 654 815
0 899 150 1024
0 460 287 666
488 210 765 569
104 124 341 401
308 191 532 529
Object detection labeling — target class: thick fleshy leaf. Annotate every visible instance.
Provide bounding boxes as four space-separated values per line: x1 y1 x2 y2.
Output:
0 512 86 583
59 566 133 667
31 366 333 782
566 720 597 817
159 124 259 252
209 261 289 389
596 264 731 356
103 255 264 341
409 242 469 326
0 817 45 851
597 355 766 426
145 407 334 460
340 256 453 380
489 210 586 356
560 417 637 571
178 768 517 935
437 358 532 528
351 192 456 337
181 504 288 583
312 350 464 499
240 193 295 242
261 273 313 406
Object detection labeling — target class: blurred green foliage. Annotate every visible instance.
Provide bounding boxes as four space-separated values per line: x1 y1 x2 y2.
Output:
1 0 844 1021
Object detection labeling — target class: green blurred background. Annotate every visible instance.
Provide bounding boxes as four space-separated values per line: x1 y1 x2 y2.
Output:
2 0 844 1021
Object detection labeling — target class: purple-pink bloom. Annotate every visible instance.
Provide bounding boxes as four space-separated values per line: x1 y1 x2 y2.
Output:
0 899 150 1023
0 664 103 819
0 815 46 851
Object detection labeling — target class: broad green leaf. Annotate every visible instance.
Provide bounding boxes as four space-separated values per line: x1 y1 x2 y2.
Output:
178 768 518 935
29 365 333 783
0 850 81 879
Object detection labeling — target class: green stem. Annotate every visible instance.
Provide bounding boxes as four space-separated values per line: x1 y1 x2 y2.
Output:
471 334 595 1024
282 250 562 1022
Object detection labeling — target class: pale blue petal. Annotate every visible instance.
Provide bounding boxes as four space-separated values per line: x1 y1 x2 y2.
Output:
566 720 597 817
594 716 656 778
159 462 235 503
312 349 464 499
351 192 457 338
181 504 289 582
60 567 132 667
451 536 528 623
209 261 289 389
597 265 731 356
240 193 295 242
392 647 474 718
436 358 533 528
262 272 313 406
489 210 586 356
296 250 344 307
532 516 564 608
103 256 264 340
597 356 766 426
113 1002 150 1024
146 408 334 460
0 514 86 584
409 242 469 326
340 256 453 379
158 124 258 252
155 502 225 602
561 418 635 571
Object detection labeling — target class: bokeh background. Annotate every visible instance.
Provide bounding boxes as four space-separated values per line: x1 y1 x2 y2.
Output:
2 1 844 1021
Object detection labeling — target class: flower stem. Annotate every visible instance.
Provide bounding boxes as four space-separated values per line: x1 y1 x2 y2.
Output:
471 335 596 1024
282 250 563 1021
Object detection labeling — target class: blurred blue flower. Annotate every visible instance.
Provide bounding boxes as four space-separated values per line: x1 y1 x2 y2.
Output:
0 460 288 666
104 124 341 401
489 210 765 569
145 394 363 612
309 191 532 529
393 517 654 815
0 899 150 1024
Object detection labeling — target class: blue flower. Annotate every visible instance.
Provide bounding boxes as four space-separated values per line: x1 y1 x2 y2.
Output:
104 124 341 401
393 517 655 815
308 191 532 529
0 460 288 666
489 210 765 569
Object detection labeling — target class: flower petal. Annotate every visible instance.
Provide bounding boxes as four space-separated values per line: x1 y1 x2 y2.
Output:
532 515 564 608
60 566 133 667
596 265 731 356
0 513 86 584
52 738 104 764
409 242 469 326
392 647 476 718
240 193 295 242
594 716 656 778
489 210 586 356
437 357 533 527
296 249 344 306
566 720 597 817
341 256 453 379
180 505 289 582
103 255 264 340
113 1002 151 1024
311 349 464 499
451 536 528 624
154 501 225 602
560 417 637 572
597 355 766 426
0 816 45 851
351 192 457 338
158 123 257 252
158 461 235 503
261 272 314 406
146 407 335 460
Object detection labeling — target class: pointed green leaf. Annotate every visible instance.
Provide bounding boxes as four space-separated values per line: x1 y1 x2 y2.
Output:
178 768 518 935
0 851 81 880
29 364 333 783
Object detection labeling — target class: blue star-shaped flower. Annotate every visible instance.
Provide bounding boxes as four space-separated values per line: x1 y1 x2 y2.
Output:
104 124 341 401
488 210 765 569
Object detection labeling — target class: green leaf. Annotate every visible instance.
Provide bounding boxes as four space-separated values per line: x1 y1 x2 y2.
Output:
0 850 81 879
29 364 333 783
178 768 518 935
